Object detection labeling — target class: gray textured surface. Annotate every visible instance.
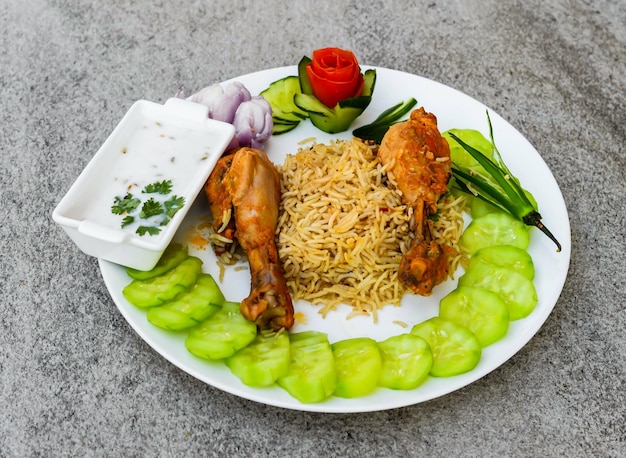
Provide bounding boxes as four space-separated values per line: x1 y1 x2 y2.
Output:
1 0 625 456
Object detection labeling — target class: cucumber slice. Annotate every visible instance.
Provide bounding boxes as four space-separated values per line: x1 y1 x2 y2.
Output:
458 261 538 320
125 243 188 280
293 93 331 116
271 120 300 135
439 286 509 347
468 245 535 280
460 212 530 254
277 331 337 404
466 195 501 219
146 274 224 331
411 317 482 377
442 129 495 173
332 337 381 398
185 301 257 360
294 91 373 134
377 334 433 390
272 114 303 124
226 331 291 387
122 256 203 308
259 75 308 133
297 56 313 95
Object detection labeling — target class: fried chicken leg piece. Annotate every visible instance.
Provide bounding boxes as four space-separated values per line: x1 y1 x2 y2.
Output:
205 147 294 330
378 107 452 295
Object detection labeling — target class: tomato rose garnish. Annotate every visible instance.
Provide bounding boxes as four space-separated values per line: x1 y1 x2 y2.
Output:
306 47 365 108
260 48 375 134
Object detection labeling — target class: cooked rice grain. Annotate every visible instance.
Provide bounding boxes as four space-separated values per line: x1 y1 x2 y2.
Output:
277 138 467 319
205 138 466 319
277 139 408 318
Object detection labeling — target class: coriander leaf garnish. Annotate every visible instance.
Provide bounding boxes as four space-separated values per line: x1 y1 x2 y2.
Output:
139 198 163 219
112 178 185 236
136 226 161 236
143 179 173 195
111 193 141 215
164 195 185 218
428 212 440 222
121 215 135 227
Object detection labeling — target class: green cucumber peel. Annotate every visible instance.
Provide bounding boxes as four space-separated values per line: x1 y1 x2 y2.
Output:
297 56 313 95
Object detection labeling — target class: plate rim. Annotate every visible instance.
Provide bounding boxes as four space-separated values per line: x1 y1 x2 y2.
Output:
98 65 572 413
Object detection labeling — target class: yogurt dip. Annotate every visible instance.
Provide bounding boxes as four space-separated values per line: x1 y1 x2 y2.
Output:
53 98 235 270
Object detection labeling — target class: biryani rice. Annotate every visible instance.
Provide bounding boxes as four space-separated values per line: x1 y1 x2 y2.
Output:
206 137 467 319
276 138 466 320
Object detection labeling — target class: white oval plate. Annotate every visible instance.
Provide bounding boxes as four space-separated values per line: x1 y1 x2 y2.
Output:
99 66 571 413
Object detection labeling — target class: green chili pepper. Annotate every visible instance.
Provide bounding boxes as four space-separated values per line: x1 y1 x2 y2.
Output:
449 112 561 251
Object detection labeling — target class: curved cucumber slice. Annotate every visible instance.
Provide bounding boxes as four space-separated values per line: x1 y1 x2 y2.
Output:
260 75 308 134
468 245 535 280
122 256 203 308
439 286 509 347
443 129 494 173
185 301 257 360
378 334 433 390
146 274 224 331
271 120 299 135
225 332 290 387
277 331 337 404
125 243 188 280
411 317 481 377
460 212 530 254
466 195 501 219
458 261 538 321
331 337 381 398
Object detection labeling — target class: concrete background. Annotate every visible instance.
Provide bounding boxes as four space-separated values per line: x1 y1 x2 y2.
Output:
1 0 624 456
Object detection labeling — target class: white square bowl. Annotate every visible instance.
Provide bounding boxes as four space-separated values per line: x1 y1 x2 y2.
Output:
53 97 235 271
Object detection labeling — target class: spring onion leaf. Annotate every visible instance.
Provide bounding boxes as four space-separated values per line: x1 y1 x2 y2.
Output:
449 111 561 251
352 98 418 144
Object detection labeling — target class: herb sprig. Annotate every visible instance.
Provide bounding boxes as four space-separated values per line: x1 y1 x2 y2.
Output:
111 193 141 215
111 179 185 236
143 179 173 195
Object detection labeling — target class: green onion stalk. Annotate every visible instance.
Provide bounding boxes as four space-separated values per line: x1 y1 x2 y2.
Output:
352 98 418 144
449 112 561 252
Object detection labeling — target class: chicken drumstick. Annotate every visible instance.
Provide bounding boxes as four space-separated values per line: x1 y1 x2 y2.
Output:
205 147 294 330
